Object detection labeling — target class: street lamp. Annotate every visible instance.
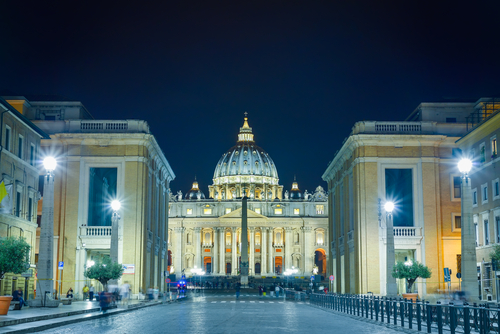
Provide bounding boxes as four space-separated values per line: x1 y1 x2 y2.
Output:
385 201 398 297
30 157 57 307
110 200 121 264
458 158 477 301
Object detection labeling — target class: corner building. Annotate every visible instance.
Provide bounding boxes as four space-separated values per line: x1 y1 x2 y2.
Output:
322 101 481 297
169 117 329 279
5 96 175 298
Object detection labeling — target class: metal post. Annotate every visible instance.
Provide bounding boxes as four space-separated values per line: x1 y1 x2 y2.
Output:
381 297 385 323
409 300 413 330
386 209 397 297
417 301 422 332
464 304 470 334
394 300 397 325
401 299 405 327
426 301 432 334
437 302 443 334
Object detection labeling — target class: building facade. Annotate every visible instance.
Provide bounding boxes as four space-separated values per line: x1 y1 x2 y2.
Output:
322 101 478 297
169 117 329 279
0 97 49 298
5 96 175 298
457 98 500 301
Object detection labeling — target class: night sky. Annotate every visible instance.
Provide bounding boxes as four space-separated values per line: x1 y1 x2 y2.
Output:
1 1 499 194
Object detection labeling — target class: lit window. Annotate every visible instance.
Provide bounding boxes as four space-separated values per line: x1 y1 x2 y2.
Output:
316 205 324 214
316 230 324 245
274 208 282 215
226 232 231 245
204 208 212 215
254 208 261 214
225 208 231 214
187 208 193 215
30 144 35 166
294 208 300 215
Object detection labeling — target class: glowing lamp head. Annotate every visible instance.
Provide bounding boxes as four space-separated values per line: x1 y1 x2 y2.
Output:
43 157 57 172
458 158 472 174
111 200 121 212
384 201 395 213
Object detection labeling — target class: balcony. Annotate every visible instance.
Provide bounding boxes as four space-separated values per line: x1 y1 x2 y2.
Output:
202 242 213 248
81 226 111 237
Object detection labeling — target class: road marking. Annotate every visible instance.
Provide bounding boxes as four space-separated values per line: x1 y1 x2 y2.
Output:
230 301 236 303
278 302 284 304
269 301 274 303
240 301 245 303
211 301 217 303
250 301 255 303
259 301 264 303
221 301 226 303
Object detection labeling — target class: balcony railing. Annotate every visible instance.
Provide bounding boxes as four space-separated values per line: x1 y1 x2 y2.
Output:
393 227 421 237
82 226 112 237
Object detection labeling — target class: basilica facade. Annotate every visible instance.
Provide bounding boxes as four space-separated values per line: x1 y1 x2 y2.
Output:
168 117 329 279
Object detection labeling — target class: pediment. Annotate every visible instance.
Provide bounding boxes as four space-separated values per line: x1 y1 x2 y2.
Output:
220 207 267 220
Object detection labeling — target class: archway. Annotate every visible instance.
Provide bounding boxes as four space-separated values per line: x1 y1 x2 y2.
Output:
255 262 261 274
314 249 326 275
275 257 282 275
204 257 212 273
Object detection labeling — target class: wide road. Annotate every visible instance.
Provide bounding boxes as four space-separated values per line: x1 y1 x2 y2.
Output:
42 292 402 333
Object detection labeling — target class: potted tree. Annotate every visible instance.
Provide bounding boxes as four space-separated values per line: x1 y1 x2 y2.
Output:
83 256 124 293
392 260 431 301
0 237 31 315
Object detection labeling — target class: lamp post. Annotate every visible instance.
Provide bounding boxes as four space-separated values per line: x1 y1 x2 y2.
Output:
385 201 398 297
110 200 121 264
31 157 57 307
458 158 477 300
191 266 205 293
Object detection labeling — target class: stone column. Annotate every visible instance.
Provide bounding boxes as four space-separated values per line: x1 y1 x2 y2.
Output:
268 228 273 274
284 227 292 270
194 227 202 269
231 227 237 275
249 227 255 276
303 227 312 274
261 228 267 275
213 227 219 275
219 228 226 274
174 227 183 279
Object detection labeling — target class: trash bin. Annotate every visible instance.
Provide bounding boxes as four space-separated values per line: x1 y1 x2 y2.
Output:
270 291 274 297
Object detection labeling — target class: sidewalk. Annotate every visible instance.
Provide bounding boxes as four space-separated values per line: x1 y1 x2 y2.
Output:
0 298 182 333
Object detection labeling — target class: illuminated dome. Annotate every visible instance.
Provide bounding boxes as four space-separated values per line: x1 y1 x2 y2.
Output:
185 179 206 200
210 115 282 200
289 178 302 200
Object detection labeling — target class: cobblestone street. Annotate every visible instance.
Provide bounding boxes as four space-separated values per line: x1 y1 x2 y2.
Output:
39 293 405 333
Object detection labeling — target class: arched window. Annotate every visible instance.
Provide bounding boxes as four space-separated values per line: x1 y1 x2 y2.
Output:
226 232 231 245
276 232 282 244
255 232 261 245
316 230 324 245
205 232 211 244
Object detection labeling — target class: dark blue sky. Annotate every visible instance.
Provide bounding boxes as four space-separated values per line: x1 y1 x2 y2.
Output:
1 1 499 194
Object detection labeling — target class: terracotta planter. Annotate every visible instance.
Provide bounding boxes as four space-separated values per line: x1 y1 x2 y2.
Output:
0 296 13 315
402 293 418 302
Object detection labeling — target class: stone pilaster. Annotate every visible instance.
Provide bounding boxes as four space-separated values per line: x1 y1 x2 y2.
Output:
174 227 184 279
268 228 273 274
249 227 255 276
194 227 202 269
261 228 267 274
284 227 292 270
303 227 312 274
213 227 219 275
219 228 226 274
232 227 238 275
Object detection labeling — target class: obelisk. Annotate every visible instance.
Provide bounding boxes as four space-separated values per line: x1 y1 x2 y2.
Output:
240 196 249 285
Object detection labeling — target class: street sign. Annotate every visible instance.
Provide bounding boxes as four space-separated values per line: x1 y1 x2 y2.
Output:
166 278 171 283
58 261 64 270
329 275 334 281
310 275 315 281
456 272 462 279
444 268 451 282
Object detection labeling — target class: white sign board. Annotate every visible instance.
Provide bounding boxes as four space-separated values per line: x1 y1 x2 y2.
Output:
123 264 135 274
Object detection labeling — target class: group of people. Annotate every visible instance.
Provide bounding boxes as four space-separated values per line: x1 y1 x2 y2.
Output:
258 284 284 297
81 284 95 300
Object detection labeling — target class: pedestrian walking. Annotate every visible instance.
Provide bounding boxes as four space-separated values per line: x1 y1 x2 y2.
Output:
235 282 241 299
275 285 280 298
89 284 94 301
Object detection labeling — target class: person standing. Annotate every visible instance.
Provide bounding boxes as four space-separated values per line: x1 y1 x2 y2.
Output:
89 284 94 301
235 282 241 299
275 285 280 298
82 284 89 300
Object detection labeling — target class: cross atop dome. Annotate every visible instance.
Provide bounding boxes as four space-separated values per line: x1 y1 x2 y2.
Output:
238 113 254 142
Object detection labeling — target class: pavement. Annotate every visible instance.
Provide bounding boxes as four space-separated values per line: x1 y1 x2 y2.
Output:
0 297 185 334
33 292 406 334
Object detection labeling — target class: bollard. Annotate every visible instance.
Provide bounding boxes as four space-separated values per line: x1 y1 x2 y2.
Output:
436 302 443 334
408 299 413 330
449 303 456 334
387 298 391 324
394 300 397 325
400 299 405 328
381 297 385 323
375 298 379 321
426 301 432 334
416 300 421 332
